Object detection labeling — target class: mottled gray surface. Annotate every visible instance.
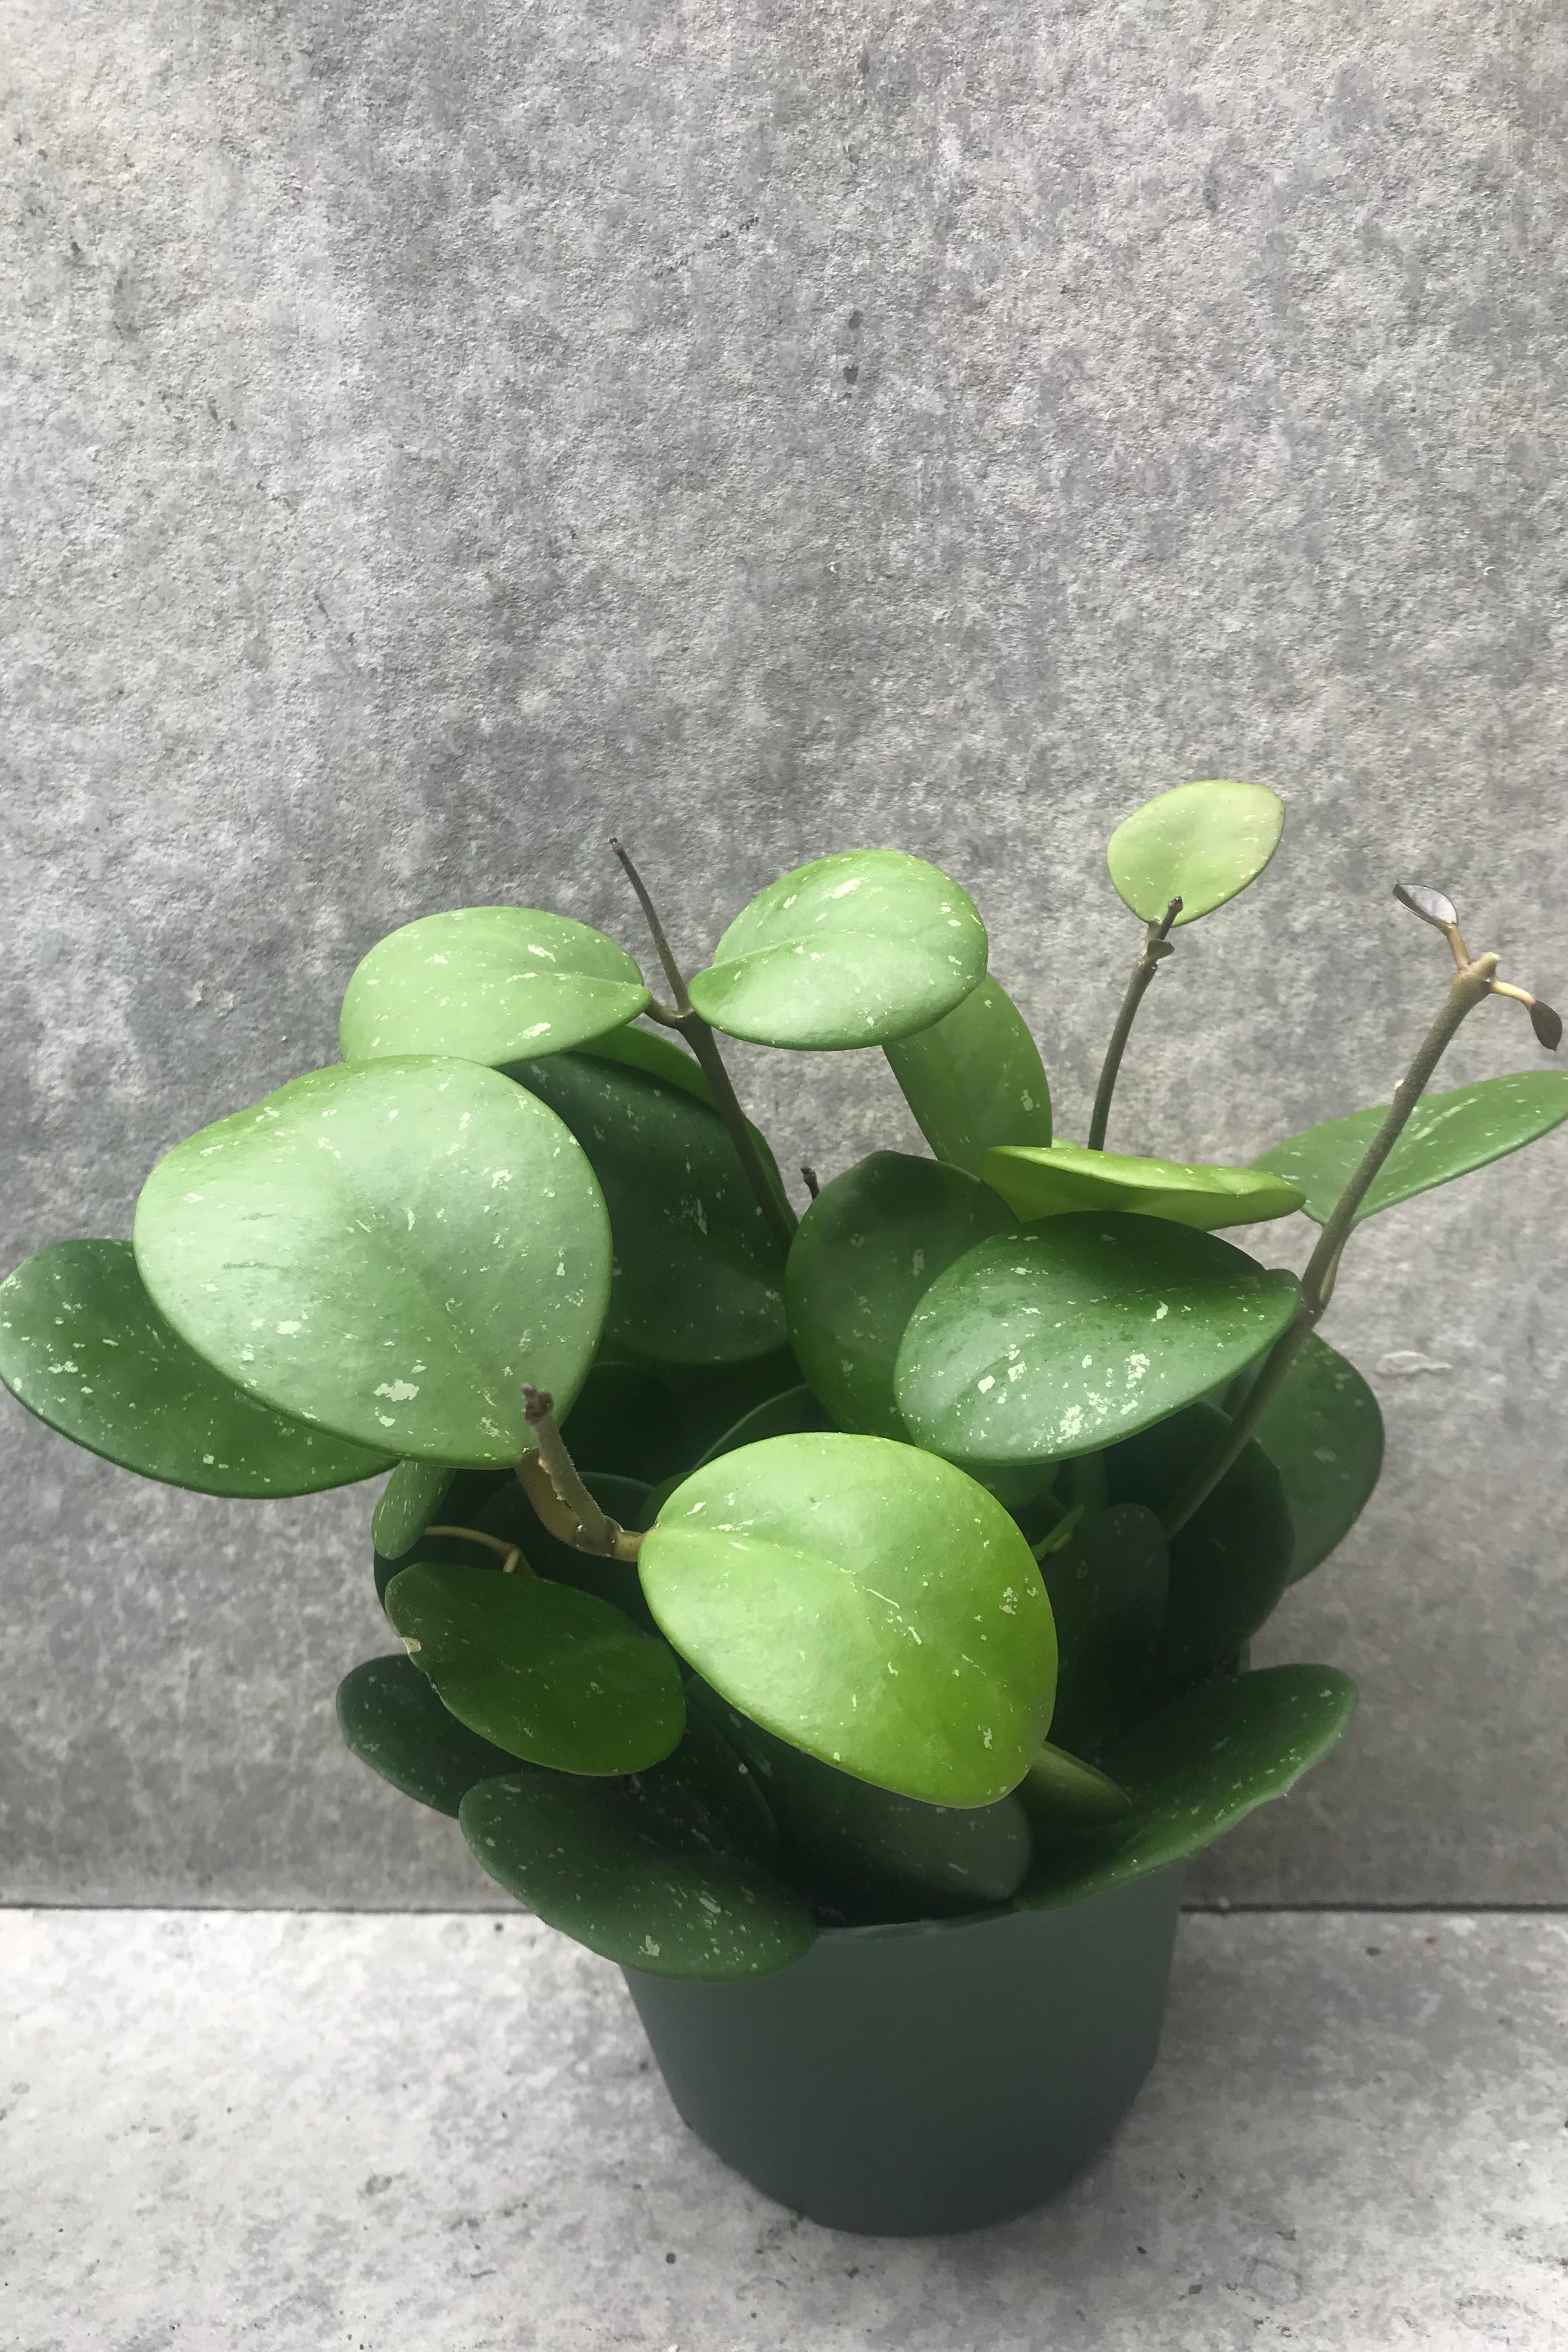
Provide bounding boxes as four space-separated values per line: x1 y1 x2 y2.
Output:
4 1907 1566 2348
3 2 1566 1904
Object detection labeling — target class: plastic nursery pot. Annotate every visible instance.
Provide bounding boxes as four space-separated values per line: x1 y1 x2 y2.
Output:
622 1865 1183 2236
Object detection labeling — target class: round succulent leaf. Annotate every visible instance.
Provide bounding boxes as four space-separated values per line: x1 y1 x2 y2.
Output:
639 1433 1057 1809
695 1385 837 1465
384 1560 684 1775
1252 1070 1568 1226
508 1052 786 1367
1016 1742 1133 1834
1106 779 1285 925
629 1698 782 1868
687 850 989 1050
372 1465 513 1605
372 1458 456 1559
575 1021 715 1104
653 1344 804 1466
467 1469 663 1635
339 907 649 1069
134 1058 610 1467
0 1240 394 1497
785 1152 1016 1441
984 1143 1302 1232
1239 1334 1384 1583
1037 1503 1169 1758
460 1769 816 1981
1107 1405 1294 1691
884 976 1051 1178
336 1653 518 1817
895 1212 1300 1470
1016 1665 1357 1911
561 1357 684 1484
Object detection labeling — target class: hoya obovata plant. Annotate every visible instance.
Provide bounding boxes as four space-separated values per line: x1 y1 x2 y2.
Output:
3 783 1563 1980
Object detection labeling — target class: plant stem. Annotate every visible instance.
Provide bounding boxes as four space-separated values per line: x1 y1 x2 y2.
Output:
517 1384 643 1562
609 837 798 1253
426 1525 528 1576
1088 898 1183 1151
1161 952 1500 1540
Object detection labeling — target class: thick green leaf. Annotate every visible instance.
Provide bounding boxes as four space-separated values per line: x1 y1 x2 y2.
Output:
465 1469 662 1634
692 1685 1030 1919
384 1560 684 1775
639 1433 1057 1808
134 1058 609 1467
1252 1071 1568 1226
372 1459 455 1557
1106 779 1284 925
687 850 988 1050
576 1021 715 1104
0 1240 393 1496
895 1212 1299 1471
1107 1406 1294 1690
1017 1666 1357 1910
655 1345 804 1466
1037 1503 1169 1757
1242 1334 1385 1582
461 1769 817 1981
1016 1743 1133 1835
695 1385 836 1464
509 1052 786 1367
339 907 648 1067
785 1152 1016 1441
633 1699 783 1868
884 977 1051 1177
984 1143 1301 1232
560 1357 681 1483
336 1653 517 1817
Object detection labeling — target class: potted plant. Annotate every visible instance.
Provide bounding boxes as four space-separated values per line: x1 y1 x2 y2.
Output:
4 782 1563 2236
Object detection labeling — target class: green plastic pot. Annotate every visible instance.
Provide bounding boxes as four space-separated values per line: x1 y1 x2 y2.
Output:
623 1865 1183 2235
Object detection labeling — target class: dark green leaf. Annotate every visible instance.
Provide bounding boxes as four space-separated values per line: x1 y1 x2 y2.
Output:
695 1385 836 1465
560 1357 682 1483
339 907 648 1067
1106 780 1285 925
460 1769 816 1981
575 1022 715 1104
687 851 988 1050
385 1561 684 1775
508 1052 787 1366
1239 1334 1384 1582
653 1345 804 1466
1252 1071 1568 1226
630 1699 782 1869
984 1143 1301 1232
134 1058 611 1466
465 1469 662 1634
1016 1743 1133 1836
895 1212 1300 1471
0 1240 393 1496
1037 1503 1169 1756
336 1653 517 1817
372 1459 455 1557
1016 1666 1357 1910
884 977 1051 1177
639 1433 1057 1807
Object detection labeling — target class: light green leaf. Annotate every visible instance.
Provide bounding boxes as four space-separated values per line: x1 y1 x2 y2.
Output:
339 907 648 1067
785 1152 1016 1441
884 977 1051 1177
1016 1666 1357 1910
1252 1070 1568 1226
687 851 988 1050
639 1433 1057 1809
895 1212 1299 1470
460 1769 816 1981
385 1560 684 1775
1016 1742 1133 1834
509 1052 787 1366
134 1058 611 1467
1107 779 1284 925
336 1653 517 1817
372 1459 455 1557
1241 1334 1384 1582
575 1021 714 1103
984 1142 1302 1232
1036 1503 1168 1757
0 1239 393 1496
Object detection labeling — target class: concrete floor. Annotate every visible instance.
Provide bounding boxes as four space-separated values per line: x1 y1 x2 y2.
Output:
2 1909 1564 2351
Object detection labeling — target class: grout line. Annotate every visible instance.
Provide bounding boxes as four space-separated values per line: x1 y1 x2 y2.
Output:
1 1898 1565 1917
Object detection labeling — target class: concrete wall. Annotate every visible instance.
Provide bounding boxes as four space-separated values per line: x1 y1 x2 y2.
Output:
4 0 1564 1905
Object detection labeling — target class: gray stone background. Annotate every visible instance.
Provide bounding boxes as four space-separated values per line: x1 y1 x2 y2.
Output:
3 0 1563 1908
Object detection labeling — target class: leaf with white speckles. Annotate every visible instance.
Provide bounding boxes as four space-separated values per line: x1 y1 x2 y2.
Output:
1236 1334 1384 1583
133 1057 610 1465
884 975 1052 1176
339 907 649 1067
688 851 988 1050
336 1653 518 1817
1252 1070 1568 1225
1106 780 1284 925
984 1142 1301 1232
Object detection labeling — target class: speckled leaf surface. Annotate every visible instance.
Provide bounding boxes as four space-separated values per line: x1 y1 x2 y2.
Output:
629 1698 783 1869
0 1239 393 1496
371 1458 455 1557
336 1653 518 1817
461 1469 662 1634
384 1560 684 1775
1016 1665 1358 1910
687 849 988 1049
1037 1503 1169 1757
1243 1334 1385 1582
895 1212 1299 1469
574 1020 715 1103
785 1152 1015 1441
1252 1070 1568 1225
884 977 1052 1177
1106 779 1284 925
460 1769 816 1981
509 1052 787 1366
639 1433 1057 1808
339 907 648 1067
984 1142 1301 1231
134 1058 610 1466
